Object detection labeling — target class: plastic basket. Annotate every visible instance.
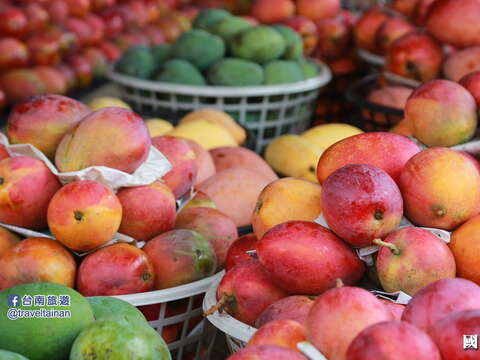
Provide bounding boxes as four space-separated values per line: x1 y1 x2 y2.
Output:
106 62 332 154
112 272 223 360
203 272 256 354
346 73 408 131
357 49 385 71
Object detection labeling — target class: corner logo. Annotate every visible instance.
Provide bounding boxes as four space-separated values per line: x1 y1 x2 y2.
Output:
7 295 19 307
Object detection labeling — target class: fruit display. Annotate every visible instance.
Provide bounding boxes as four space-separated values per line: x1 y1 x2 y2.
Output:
0 0 199 108
354 0 480 85
114 7 325 87
0 92 286 357
204 124 480 359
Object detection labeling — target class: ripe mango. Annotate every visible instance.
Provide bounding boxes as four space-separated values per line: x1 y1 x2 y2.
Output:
167 121 237 150
55 108 151 174
179 109 246 145
265 134 322 182
301 123 363 151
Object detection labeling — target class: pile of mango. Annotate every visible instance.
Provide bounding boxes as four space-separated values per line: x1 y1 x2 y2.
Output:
265 123 364 182
115 8 322 87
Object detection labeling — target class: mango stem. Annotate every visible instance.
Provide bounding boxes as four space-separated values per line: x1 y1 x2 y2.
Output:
203 295 227 317
373 238 401 255
335 279 344 288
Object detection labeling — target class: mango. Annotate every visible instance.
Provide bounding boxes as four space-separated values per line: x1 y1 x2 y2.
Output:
263 60 304 85
87 96 131 111
168 121 238 150
210 16 252 42
115 45 155 79
156 59 206 86
0 237 76 290
175 207 238 267
450 215 480 285
272 25 303 60
0 156 61 229
193 8 231 30
182 139 216 185
197 167 271 227
179 109 246 145
265 134 322 182
247 320 306 352
252 177 322 239
301 123 363 151
0 283 94 360
398 147 480 230
143 229 217 289
171 29 225 70
207 58 264 86
70 315 171 360
210 146 278 182
257 221 365 295
405 79 477 147
231 26 286 64
182 191 217 211
317 132 421 184
145 118 174 137
117 181 176 242
7 94 91 159
152 136 197 199
55 107 151 174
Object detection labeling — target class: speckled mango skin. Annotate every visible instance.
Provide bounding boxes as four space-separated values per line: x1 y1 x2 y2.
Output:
376 227 456 295
55 107 151 174
398 147 480 230
69 315 171 360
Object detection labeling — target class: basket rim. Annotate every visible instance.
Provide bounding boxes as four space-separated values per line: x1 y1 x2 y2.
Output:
383 71 422 88
203 271 257 343
108 272 223 306
106 60 332 97
357 49 385 67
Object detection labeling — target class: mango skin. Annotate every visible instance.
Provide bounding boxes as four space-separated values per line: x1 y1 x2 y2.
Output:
450 214 480 285
47 180 123 252
70 315 171 360
55 107 151 174
252 177 322 239
0 237 76 290
307 286 393 360
151 136 197 199
321 164 403 247
143 229 217 289
0 156 61 229
175 207 238 268
0 282 94 360
317 132 421 184
257 221 365 295
376 227 456 296
231 26 286 64
346 321 441 360
405 79 477 147
398 147 480 230
7 94 91 159
117 181 176 242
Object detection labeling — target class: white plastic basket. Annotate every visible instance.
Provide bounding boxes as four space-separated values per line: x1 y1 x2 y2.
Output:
111 272 223 360
357 49 385 68
203 273 412 358
203 271 256 354
107 62 331 154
